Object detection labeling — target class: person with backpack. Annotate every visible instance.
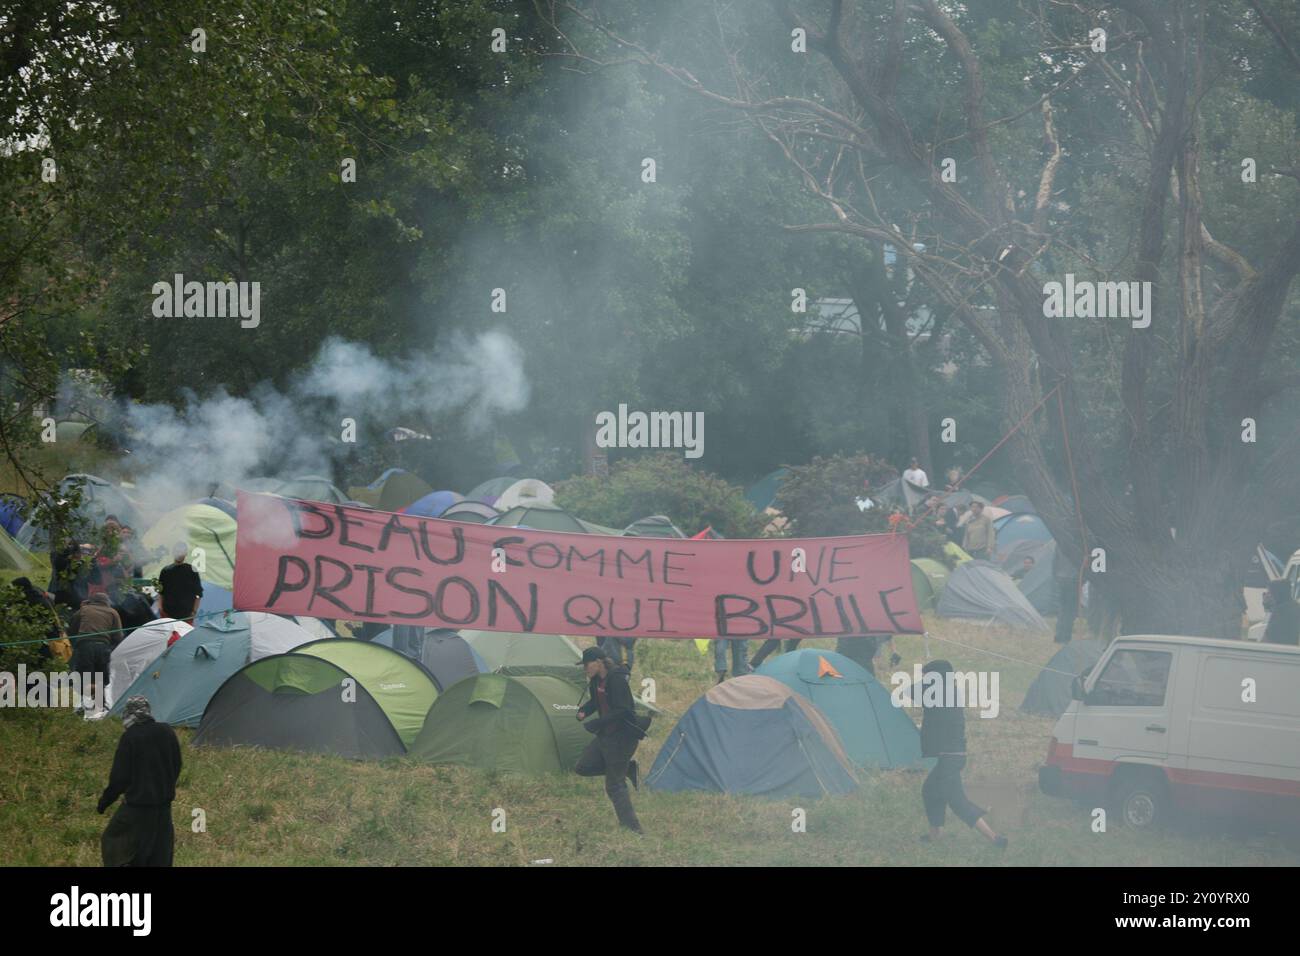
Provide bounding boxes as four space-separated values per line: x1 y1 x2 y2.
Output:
69 593 121 715
574 646 646 833
11 577 69 661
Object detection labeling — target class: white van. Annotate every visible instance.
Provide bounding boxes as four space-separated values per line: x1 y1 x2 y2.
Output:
1039 635 1300 830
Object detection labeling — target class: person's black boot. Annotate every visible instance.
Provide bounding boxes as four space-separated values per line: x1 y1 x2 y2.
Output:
627 759 639 790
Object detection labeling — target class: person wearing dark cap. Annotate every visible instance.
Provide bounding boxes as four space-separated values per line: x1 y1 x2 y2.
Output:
98 696 182 866
574 646 645 833
917 659 1007 848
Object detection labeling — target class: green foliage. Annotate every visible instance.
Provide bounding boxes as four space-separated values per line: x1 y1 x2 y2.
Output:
775 453 899 537
554 454 767 538
775 453 947 562
0 584 58 676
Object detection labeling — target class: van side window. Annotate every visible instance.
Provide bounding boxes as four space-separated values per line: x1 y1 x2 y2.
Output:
1089 650 1172 706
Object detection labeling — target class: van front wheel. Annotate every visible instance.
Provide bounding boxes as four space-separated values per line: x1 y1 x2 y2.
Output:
1110 771 1169 830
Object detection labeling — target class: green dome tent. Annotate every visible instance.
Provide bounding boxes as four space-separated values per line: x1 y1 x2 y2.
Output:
274 476 351 505
194 639 439 757
410 668 590 774
55 421 98 445
458 630 583 670
291 639 439 747
910 558 949 610
0 524 34 571
439 500 499 523
348 469 434 513
467 476 517 504
621 515 686 538
142 503 237 590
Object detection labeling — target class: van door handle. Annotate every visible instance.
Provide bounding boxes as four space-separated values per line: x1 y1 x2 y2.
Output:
1145 724 1166 733
1078 739 1098 746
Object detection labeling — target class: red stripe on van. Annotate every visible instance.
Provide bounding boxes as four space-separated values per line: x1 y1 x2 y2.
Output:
1048 743 1300 796
1045 741 1112 777
1166 768 1300 797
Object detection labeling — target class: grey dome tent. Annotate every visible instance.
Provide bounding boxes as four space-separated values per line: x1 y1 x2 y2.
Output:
1021 639 1106 717
999 538 1059 615
621 515 686 538
372 627 488 690
874 477 929 513
274 475 352 505
936 560 1050 632
18 474 142 550
439 500 499 523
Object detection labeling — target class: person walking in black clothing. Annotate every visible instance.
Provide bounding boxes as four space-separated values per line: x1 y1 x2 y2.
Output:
97 696 182 866
918 660 1007 848
1263 580 1300 645
574 647 644 833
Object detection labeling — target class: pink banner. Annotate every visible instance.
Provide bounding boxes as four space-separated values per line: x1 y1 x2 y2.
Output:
233 492 922 637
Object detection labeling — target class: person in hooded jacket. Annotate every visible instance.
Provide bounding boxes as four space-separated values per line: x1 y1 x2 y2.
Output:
918 659 1008 848
98 696 182 866
574 646 644 833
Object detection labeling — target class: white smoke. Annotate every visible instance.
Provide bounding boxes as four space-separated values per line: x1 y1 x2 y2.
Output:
91 331 529 524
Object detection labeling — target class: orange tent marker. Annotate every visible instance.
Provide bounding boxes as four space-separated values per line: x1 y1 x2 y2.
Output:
817 656 842 678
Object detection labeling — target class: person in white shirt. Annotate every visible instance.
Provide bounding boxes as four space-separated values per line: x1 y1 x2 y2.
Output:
903 458 929 488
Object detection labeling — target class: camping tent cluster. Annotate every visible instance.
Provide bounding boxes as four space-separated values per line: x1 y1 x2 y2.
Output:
740 467 1069 630
101 601 930 790
59 464 1079 791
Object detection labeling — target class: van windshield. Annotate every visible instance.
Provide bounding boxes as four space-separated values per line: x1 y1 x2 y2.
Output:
1089 649 1171 707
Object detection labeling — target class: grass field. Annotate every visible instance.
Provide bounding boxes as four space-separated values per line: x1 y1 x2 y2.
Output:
3 618 1296 867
